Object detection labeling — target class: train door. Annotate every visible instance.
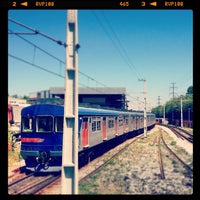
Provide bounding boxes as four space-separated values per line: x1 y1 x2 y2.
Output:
123 116 126 133
102 117 107 140
82 117 89 148
123 116 129 133
132 116 135 130
114 117 118 135
136 116 139 130
128 115 132 132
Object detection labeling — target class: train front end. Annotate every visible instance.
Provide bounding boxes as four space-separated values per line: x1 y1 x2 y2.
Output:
20 104 64 171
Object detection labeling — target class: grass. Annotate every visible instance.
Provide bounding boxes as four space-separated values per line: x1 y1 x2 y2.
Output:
79 180 98 194
8 150 22 167
170 141 176 146
80 127 193 194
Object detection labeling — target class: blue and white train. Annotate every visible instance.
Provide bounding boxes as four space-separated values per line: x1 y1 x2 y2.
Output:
20 104 155 171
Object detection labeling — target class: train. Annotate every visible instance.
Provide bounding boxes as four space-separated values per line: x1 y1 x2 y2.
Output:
20 104 156 171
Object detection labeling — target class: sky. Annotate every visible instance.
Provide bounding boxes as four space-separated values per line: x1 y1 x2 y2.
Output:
8 10 193 110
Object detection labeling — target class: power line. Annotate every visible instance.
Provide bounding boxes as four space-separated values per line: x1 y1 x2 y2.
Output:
9 17 67 48
9 29 66 65
9 53 65 78
92 11 146 110
9 52 107 90
9 21 107 88
79 71 107 87
101 11 142 78
92 11 142 79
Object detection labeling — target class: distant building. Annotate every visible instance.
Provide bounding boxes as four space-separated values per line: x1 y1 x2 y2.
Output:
78 87 127 110
28 87 128 110
8 96 27 106
8 96 30 125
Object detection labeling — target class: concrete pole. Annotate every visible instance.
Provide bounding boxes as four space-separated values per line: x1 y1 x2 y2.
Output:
180 96 183 128
139 79 147 137
163 104 165 124
61 10 79 194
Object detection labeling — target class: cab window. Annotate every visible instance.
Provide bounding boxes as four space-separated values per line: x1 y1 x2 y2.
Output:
55 116 63 133
22 117 33 132
36 116 53 132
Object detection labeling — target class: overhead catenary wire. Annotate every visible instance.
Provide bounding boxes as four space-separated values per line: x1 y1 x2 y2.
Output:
9 53 109 96
9 15 143 106
9 53 65 79
9 25 108 88
9 18 67 48
92 11 146 107
9 29 66 65
101 11 142 79
9 14 143 85
92 11 134 72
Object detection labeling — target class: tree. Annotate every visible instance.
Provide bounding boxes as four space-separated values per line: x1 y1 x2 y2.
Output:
186 86 193 95
151 86 193 126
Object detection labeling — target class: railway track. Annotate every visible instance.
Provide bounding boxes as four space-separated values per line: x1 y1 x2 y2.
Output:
80 125 193 184
8 126 193 194
78 126 193 194
79 134 143 183
8 134 142 194
8 171 61 194
157 130 193 181
159 124 193 143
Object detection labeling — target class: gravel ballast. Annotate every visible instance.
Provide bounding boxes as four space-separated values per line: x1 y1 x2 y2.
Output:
79 125 193 194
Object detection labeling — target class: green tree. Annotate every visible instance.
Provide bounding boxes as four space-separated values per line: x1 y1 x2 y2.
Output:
186 86 193 95
151 86 193 126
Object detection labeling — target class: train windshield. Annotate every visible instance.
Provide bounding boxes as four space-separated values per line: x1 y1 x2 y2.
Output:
36 116 53 132
22 117 33 132
55 116 63 133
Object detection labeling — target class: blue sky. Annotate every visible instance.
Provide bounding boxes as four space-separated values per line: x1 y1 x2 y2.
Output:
8 10 193 110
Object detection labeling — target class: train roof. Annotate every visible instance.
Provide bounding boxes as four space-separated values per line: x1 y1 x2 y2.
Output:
21 104 154 117
79 107 127 116
21 104 63 116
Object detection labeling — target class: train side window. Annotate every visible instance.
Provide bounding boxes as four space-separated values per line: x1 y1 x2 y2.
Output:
22 117 33 132
108 118 114 128
55 116 63 133
36 116 53 132
92 117 101 132
97 119 101 131
119 118 123 126
92 117 96 132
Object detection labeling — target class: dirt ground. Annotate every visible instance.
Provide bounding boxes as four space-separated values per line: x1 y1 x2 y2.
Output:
79 125 193 195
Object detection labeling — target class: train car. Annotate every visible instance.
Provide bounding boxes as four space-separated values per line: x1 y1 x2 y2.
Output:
20 104 155 171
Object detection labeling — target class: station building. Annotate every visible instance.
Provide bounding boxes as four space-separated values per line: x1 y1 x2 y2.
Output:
28 87 128 110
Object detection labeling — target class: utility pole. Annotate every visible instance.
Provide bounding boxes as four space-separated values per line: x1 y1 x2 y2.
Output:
157 96 161 106
163 104 165 123
61 10 79 194
139 79 147 137
170 82 177 99
180 96 183 128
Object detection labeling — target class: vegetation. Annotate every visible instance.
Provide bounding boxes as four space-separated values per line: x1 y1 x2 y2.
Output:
8 126 22 167
151 86 193 126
